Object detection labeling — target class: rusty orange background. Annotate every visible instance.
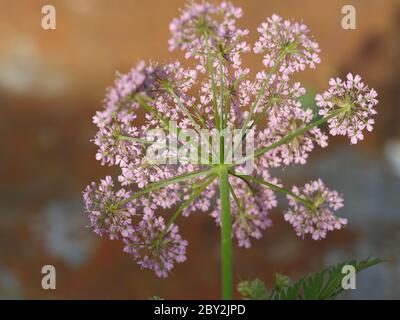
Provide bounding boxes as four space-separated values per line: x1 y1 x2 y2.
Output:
0 0 399 299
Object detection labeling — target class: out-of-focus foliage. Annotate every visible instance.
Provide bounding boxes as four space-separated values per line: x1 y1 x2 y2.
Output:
238 257 384 300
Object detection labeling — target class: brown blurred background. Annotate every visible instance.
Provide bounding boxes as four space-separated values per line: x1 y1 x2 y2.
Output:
0 0 399 299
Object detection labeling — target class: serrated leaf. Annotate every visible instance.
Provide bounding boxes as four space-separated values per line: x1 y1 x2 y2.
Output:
237 278 269 300
274 273 290 293
272 257 384 300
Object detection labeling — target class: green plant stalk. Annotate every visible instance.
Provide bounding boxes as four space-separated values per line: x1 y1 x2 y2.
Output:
119 168 215 206
234 109 344 166
232 173 312 208
250 81 285 129
216 44 232 299
218 52 225 131
204 31 220 130
219 165 233 300
238 52 286 139
135 95 170 128
218 52 225 163
168 87 219 161
117 135 153 144
228 51 286 158
168 88 203 130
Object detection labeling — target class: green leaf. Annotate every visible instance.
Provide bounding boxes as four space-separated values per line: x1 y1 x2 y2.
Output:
275 278 303 300
274 273 290 293
272 257 384 300
237 279 269 300
237 257 384 300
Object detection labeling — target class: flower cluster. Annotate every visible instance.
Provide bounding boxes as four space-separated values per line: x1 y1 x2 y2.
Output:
254 14 321 77
123 212 187 278
83 176 136 239
83 1 378 278
316 73 378 144
284 179 347 240
169 1 250 69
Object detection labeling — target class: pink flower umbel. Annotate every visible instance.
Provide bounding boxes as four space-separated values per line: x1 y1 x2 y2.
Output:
83 176 137 240
169 1 249 69
316 73 378 144
83 0 378 287
123 212 188 278
284 179 347 240
254 14 321 77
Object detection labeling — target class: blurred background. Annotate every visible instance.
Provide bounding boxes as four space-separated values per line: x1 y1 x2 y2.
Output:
0 0 399 299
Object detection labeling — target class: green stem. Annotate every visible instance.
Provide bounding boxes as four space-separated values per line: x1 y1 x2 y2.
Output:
117 135 153 144
218 52 225 164
228 183 245 215
234 109 343 166
167 88 203 130
230 52 286 158
137 91 212 164
135 95 169 128
232 173 312 208
250 81 285 130
119 168 215 206
167 83 225 163
218 52 225 131
238 52 286 138
204 31 220 130
219 165 233 300
167 87 218 162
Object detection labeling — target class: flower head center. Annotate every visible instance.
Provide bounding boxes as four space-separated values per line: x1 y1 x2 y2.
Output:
284 41 298 54
309 194 326 214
